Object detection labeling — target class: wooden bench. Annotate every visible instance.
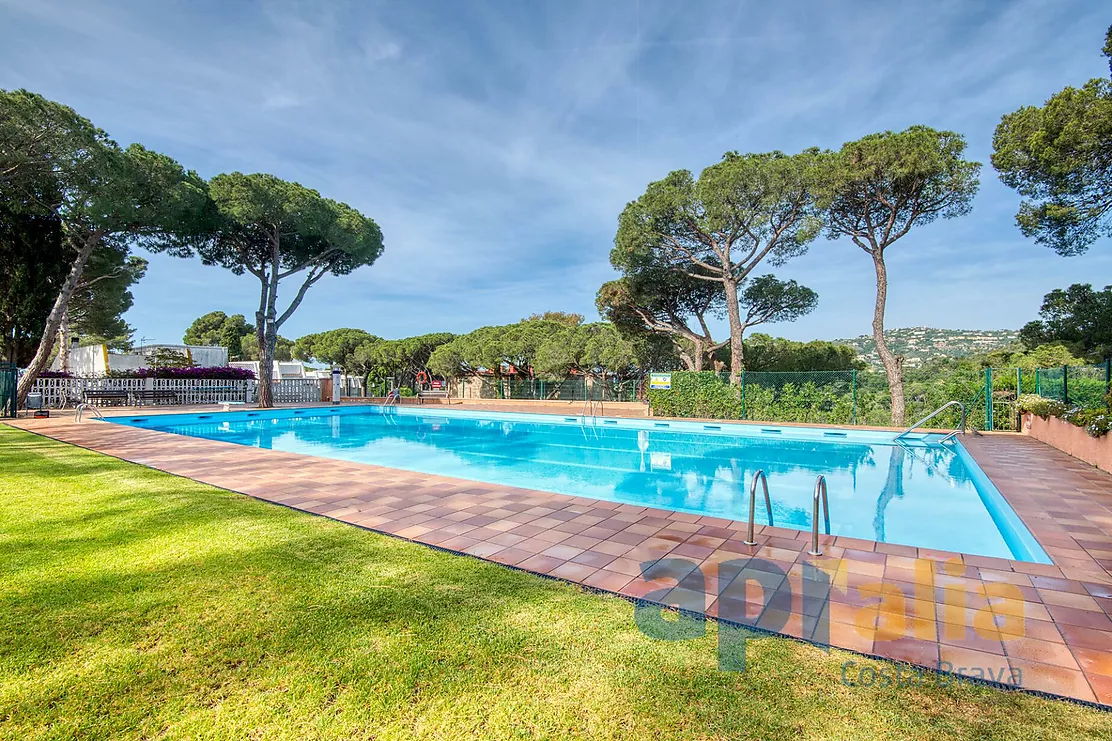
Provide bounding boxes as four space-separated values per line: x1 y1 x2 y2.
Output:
417 389 450 405
133 389 179 407
83 389 131 406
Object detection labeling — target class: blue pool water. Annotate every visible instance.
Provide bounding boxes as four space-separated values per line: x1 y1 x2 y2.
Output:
109 406 1050 563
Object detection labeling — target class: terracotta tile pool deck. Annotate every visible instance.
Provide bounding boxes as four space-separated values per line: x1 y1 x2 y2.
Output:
8 407 1112 708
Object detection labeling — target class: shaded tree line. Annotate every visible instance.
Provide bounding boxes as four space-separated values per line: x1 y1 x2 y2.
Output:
2 89 384 407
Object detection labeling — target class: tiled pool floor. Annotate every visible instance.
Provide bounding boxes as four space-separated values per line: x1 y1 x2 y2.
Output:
9 411 1112 707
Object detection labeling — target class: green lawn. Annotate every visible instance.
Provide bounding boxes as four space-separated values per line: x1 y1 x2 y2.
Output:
0 425 1108 740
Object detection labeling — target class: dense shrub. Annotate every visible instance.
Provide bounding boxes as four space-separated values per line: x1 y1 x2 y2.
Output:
1016 394 1067 419
36 370 72 378
1018 393 1110 438
647 372 743 420
106 366 256 380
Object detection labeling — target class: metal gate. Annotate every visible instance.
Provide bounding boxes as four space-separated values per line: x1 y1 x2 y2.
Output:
0 363 16 418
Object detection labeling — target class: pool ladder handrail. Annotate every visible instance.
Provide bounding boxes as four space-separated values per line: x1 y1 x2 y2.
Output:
74 403 105 422
381 389 400 410
894 400 966 444
807 475 832 556
743 469 774 546
581 396 604 419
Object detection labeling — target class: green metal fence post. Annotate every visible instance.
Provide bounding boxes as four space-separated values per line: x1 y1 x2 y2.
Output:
740 370 746 420
985 368 993 431
1016 368 1022 398
1036 369 1041 397
1062 364 1069 406
852 370 857 425
1106 358 1111 410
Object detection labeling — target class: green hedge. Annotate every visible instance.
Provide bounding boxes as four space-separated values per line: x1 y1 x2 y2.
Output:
647 372 743 419
647 371 857 424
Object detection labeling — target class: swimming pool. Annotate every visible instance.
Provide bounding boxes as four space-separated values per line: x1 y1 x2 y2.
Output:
109 406 1050 563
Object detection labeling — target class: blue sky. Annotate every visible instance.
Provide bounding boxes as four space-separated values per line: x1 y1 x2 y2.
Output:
2 0 1110 344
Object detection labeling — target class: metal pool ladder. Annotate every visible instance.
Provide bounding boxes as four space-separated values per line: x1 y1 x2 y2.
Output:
74 403 105 422
381 389 400 410
581 396 604 419
808 475 831 556
743 469 774 545
894 400 966 444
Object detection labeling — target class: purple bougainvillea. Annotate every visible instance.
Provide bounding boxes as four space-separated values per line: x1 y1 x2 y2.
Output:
37 370 73 378
105 366 257 380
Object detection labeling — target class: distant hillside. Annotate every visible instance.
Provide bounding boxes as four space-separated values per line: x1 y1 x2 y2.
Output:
833 327 1020 368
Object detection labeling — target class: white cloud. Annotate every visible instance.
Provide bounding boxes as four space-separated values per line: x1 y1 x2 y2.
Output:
1 0 1109 344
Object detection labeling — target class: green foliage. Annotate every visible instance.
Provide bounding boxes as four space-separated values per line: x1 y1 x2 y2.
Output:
68 244 146 343
144 348 192 369
191 172 385 406
646 372 743 419
1018 393 1111 438
430 320 646 382
648 370 859 425
0 204 65 365
429 320 565 379
397 386 415 397
598 248 725 371
1019 283 1112 361
614 148 825 375
1017 393 1068 418
355 332 454 386
817 125 980 425
292 328 380 372
819 127 981 243
738 275 817 329
983 342 1089 371
1062 407 1112 438
183 311 256 360
240 332 293 361
522 311 583 326
992 27 1112 255
742 334 861 372
2 89 211 401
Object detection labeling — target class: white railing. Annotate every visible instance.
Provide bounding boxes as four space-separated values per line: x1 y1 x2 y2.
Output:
30 376 322 407
31 377 255 407
272 378 323 403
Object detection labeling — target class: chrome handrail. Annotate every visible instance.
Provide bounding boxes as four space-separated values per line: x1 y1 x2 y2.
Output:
74 403 105 422
807 475 831 556
895 400 965 442
743 469 774 546
381 389 400 409
581 397 604 418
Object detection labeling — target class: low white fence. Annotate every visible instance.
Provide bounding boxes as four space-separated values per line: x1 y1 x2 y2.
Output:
30 377 323 407
271 378 324 404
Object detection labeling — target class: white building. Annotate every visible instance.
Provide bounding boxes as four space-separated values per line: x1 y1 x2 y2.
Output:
52 344 229 376
228 360 311 380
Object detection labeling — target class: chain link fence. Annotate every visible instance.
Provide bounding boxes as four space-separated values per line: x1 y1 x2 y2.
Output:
456 377 641 402
1036 362 1111 411
741 370 857 425
644 365 1111 431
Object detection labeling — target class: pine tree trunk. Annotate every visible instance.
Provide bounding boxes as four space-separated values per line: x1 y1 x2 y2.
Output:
871 252 905 426
722 276 745 384
16 232 101 407
59 311 71 373
258 325 276 407
254 289 273 408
